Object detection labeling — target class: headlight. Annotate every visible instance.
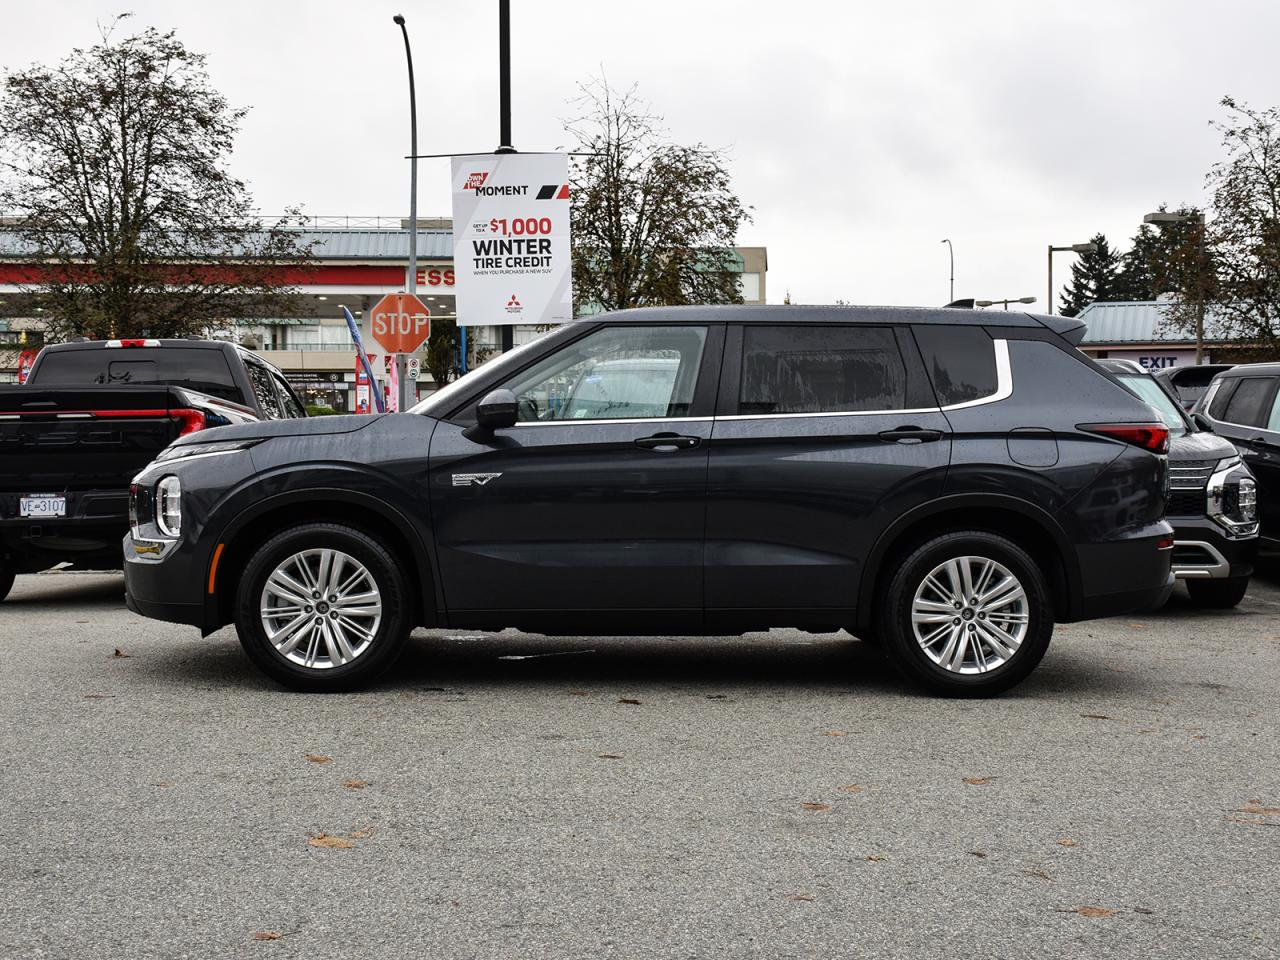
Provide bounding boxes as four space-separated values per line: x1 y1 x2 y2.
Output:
1208 457 1259 537
155 438 261 463
156 475 182 538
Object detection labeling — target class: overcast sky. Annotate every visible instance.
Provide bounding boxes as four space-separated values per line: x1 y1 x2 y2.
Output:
3 1 1279 308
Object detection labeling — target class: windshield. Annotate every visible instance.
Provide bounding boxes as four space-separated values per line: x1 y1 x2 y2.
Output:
408 333 551 417
1115 372 1190 436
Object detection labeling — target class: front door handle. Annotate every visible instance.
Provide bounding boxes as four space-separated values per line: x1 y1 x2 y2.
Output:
635 433 701 451
878 426 944 444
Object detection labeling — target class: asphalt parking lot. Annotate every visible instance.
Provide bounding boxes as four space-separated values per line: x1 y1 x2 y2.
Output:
2 572 1278 960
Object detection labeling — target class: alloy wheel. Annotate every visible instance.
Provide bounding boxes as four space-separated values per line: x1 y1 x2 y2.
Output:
910 555 1029 674
259 548 383 670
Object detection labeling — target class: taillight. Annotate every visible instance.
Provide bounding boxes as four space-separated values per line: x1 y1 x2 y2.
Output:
170 408 206 436
1078 422 1170 454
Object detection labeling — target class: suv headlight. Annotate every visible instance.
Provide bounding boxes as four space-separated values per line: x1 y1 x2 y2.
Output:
155 438 261 463
1207 457 1258 537
155 475 182 538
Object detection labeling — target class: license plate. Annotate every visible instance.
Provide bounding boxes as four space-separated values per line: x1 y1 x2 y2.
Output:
20 495 66 518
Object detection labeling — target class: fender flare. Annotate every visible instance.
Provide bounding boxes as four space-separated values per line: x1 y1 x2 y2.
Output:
201 486 442 632
855 493 1082 631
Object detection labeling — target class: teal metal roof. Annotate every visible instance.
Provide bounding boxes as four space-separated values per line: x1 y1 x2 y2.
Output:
1077 301 1233 344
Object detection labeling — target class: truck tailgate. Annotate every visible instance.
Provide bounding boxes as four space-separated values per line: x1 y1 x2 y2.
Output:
0 386 195 491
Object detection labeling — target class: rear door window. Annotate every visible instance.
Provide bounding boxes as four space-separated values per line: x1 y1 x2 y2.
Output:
245 362 284 419
31 347 244 403
1221 377 1275 428
911 326 998 406
737 325 907 415
272 373 306 418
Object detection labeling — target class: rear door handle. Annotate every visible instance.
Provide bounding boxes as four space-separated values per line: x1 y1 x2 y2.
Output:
878 426 944 444
635 433 701 451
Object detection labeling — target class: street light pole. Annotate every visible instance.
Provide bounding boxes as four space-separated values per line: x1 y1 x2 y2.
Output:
393 13 417 410
941 239 954 303
976 296 1037 311
1047 241 1098 315
1143 211 1208 365
497 0 515 355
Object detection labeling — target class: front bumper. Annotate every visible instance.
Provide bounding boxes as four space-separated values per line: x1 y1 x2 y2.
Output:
1168 515 1257 581
123 531 207 630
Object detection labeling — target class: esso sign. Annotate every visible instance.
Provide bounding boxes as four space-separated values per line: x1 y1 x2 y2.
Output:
369 293 431 354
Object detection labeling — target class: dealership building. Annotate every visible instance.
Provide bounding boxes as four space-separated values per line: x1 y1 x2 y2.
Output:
0 221 768 409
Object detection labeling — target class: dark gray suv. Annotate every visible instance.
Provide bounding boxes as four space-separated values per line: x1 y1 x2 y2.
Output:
123 306 1175 696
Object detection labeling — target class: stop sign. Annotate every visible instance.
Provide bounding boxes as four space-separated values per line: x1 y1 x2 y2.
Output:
369 292 432 354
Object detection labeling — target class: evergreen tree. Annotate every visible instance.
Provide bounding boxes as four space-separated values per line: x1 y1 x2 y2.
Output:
1058 234 1123 316
1115 207 1206 302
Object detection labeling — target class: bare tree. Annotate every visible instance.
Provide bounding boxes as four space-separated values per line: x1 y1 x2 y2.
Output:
0 18 313 342
565 79 751 313
1201 97 1280 348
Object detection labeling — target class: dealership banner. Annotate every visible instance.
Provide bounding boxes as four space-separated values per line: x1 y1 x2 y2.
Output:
450 153 573 327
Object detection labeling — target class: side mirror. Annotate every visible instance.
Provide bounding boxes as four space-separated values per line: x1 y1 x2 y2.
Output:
464 389 518 442
1191 412 1214 433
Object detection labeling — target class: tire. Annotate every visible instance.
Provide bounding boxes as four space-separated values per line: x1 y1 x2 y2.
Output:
0 568 13 602
881 531 1054 697
1185 576 1249 609
235 523 410 692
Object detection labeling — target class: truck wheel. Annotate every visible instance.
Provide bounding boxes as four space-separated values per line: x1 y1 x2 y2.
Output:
882 531 1054 697
235 523 410 692
1185 576 1249 609
0 568 13 602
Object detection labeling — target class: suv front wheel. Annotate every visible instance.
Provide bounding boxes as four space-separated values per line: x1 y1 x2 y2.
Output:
235 523 410 692
883 531 1054 697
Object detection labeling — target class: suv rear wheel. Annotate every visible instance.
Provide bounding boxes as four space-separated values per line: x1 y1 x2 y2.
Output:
235 523 410 692
883 531 1054 697
0 568 13 602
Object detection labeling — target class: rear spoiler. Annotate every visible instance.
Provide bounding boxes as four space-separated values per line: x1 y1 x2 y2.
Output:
1033 313 1088 346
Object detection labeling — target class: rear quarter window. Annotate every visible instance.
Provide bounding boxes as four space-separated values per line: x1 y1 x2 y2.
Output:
1220 377 1275 427
911 326 998 406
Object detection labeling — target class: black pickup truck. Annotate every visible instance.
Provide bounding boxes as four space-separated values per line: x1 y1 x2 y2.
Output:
1 338 306 599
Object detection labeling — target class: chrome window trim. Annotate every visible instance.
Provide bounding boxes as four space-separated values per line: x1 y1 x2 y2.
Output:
501 338 1013 427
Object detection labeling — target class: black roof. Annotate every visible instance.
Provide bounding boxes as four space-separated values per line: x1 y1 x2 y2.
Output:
1211 361 1280 378
41 338 243 352
596 304 1085 338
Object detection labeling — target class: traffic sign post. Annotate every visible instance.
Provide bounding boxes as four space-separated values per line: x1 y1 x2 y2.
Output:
368 293 431 409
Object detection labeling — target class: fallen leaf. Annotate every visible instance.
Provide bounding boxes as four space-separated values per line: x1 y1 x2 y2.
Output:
865 854 888 862
1127 623 1147 630
785 893 814 902
597 753 622 760
706 694 728 700
963 777 991 786
348 826 375 839
568 690 591 696
304 754 332 764
342 779 370 790
253 931 282 941
969 850 987 859
1057 839 1078 847
838 784 864 794
823 730 848 737
617 698 642 705
1067 906 1118 918
1238 802 1280 816
153 780 175 788
1080 714 1113 720
1192 735 1208 741
307 833 354 849
83 693 113 700
112 648 131 658
1023 868 1053 881
1134 907 1155 915
800 802 831 812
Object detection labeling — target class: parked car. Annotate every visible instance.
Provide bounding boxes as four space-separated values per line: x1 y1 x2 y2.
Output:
0 338 306 600
1192 362 1280 553
124 306 1174 696
1154 363 1234 410
1098 359 1257 606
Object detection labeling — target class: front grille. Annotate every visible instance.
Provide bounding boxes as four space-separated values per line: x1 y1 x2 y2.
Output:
1169 459 1217 488
1167 488 1206 517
